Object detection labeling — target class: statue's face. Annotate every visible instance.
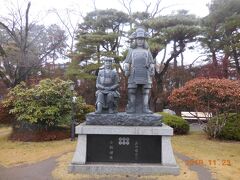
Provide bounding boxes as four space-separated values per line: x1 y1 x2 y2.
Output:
104 60 112 69
136 37 145 47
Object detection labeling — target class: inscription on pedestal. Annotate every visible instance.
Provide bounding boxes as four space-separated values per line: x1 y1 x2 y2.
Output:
87 135 161 163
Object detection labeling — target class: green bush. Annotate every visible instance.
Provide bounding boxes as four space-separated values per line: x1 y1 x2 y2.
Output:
158 112 190 135
3 78 85 131
205 113 240 140
76 104 95 123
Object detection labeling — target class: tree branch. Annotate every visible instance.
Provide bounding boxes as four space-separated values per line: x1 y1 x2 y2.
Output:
0 21 20 45
158 45 185 78
92 0 97 11
0 44 6 57
151 0 161 18
143 0 151 13
189 54 206 68
23 2 31 51
118 0 133 15
160 45 167 67
50 8 81 52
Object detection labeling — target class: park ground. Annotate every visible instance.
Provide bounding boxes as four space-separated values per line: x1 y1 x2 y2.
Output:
0 124 240 180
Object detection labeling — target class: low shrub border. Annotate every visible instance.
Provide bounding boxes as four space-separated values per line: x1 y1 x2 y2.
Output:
158 112 190 135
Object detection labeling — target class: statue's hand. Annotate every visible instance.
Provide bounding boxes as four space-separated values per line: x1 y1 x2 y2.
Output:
105 87 111 91
97 84 104 90
150 70 155 76
125 70 130 77
124 63 130 77
149 64 155 76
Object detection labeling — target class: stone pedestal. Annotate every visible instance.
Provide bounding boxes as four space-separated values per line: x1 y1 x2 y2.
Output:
69 123 179 175
86 112 162 126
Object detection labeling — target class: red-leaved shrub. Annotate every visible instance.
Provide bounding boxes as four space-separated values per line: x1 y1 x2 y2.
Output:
169 78 240 114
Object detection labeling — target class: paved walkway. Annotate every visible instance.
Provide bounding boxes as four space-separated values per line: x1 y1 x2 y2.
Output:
175 152 212 180
0 157 56 180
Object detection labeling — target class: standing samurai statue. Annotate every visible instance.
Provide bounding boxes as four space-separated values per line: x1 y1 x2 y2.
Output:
95 58 120 114
123 28 155 114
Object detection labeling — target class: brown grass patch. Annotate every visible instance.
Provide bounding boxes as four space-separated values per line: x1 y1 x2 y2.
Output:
0 126 11 134
0 127 76 167
172 132 240 180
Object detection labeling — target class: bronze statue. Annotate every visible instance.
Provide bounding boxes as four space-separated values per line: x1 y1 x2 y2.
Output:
123 28 155 114
95 58 120 114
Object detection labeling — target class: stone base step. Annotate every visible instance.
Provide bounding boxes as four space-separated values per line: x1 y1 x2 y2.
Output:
69 163 179 175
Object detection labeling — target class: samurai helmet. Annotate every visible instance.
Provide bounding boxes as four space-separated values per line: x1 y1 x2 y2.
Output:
130 27 150 39
101 57 114 63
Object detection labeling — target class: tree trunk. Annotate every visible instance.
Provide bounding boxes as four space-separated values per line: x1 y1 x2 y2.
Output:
212 50 218 67
173 41 180 88
181 52 184 68
233 48 240 78
222 54 229 78
97 45 100 64
152 42 185 112
173 41 177 69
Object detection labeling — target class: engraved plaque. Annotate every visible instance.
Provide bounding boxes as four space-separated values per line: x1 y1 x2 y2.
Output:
87 135 161 163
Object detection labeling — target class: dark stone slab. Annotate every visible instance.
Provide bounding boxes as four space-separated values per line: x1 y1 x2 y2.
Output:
85 112 162 126
87 135 161 163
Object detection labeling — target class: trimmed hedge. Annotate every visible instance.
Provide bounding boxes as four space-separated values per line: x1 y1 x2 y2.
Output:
158 112 190 135
206 113 240 141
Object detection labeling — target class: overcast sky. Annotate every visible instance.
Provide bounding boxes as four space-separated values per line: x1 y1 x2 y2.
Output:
0 0 211 23
33 0 211 17
0 0 212 65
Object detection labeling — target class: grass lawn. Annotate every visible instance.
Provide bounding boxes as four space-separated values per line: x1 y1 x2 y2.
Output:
0 125 11 135
0 125 239 180
172 132 240 180
0 126 75 167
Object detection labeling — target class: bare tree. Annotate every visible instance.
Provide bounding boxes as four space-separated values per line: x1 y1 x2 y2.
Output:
0 1 67 87
118 0 134 30
50 7 83 54
91 0 98 11
118 0 134 16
